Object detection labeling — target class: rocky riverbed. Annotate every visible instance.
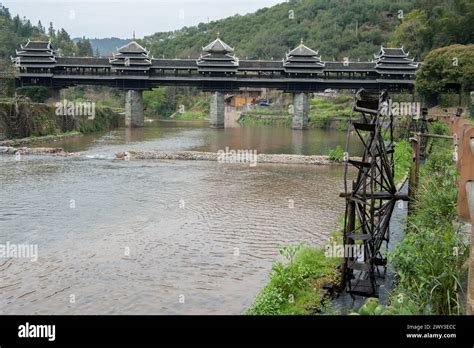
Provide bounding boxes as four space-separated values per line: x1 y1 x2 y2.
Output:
0 146 79 157
0 146 354 166
121 150 342 165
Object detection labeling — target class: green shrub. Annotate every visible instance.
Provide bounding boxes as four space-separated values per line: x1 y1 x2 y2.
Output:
388 141 468 315
15 86 50 103
430 121 450 136
355 296 418 315
328 145 345 161
247 244 340 315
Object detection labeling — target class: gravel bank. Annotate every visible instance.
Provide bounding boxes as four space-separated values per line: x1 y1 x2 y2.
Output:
126 150 342 165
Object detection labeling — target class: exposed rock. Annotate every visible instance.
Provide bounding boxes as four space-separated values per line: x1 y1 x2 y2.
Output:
0 146 80 157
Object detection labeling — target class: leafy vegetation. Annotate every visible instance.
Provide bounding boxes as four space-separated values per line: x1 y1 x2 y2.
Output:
358 137 469 315
390 0 474 59
0 101 119 138
416 44 474 106
143 87 209 118
393 139 411 184
247 244 340 315
309 96 352 129
141 0 414 61
0 5 94 99
173 112 207 120
238 114 291 127
353 297 418 315
390 140 468 315
0 5 92 62
328 145 345 162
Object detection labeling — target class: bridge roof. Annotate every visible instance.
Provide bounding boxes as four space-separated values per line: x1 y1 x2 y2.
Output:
117 41 149 54
57 57 111 67
202 38 234 54
373 46 418 74
287 42 319 57
20 40 53 51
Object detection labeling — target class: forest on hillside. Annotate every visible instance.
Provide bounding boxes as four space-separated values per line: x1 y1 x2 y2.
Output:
0 5 92 66
0 0 473 108
140 0 473 61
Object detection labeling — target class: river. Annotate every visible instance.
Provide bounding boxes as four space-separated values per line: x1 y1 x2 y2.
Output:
0 121 361 314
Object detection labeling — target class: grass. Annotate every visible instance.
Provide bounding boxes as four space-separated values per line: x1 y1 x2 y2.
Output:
358 137 469 315
391 141 468 315
238 114 291 127
309 97 352 129
247 244 340 315
393 139 412 184
173 111 207 120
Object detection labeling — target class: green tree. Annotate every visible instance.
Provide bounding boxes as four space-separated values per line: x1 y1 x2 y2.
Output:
389 10 430 60
48 22 55 38
416 44 474 106
143 87 175 116
76 37 93 56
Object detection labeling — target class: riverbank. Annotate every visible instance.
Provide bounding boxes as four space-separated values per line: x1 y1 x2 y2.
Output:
238 95 352 130
0 131 82 147
0 101 121 140
246 136 413 315
354 137 469 315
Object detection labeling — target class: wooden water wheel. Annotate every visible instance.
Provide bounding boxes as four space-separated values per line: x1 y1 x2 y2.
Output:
341 89 408 297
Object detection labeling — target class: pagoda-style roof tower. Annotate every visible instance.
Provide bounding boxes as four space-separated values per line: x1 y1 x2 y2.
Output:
197 37 239 74
373 47 418 75
12 40 56 68
283 40 325 75
109 41 152 71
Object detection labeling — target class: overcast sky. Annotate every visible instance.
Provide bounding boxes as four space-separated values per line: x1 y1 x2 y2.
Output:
3 0 284 38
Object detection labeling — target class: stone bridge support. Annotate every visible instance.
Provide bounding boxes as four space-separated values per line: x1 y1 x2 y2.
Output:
125 90 144 128
292 92 309 130
210 91 225 129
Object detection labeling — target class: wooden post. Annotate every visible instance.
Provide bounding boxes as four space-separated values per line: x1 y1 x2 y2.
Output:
341 187 356 289
408 134 420 216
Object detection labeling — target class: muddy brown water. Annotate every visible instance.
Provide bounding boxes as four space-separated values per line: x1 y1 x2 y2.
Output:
0 121 361 314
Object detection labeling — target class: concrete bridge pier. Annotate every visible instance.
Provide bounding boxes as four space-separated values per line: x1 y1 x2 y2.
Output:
292 92 309 130
125 90 144 128
210 91 225 129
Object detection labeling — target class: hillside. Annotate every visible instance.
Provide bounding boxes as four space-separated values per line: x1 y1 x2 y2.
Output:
0 5 91 64
141 0 414 61
139 0 473 62
81 37 131 57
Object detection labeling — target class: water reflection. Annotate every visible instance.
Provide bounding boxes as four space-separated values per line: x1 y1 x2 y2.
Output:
32 121 364 157
1 123 359 314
